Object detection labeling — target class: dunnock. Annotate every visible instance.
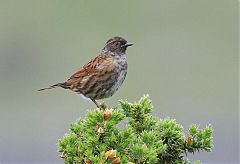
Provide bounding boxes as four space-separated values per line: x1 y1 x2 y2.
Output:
38 36 133 108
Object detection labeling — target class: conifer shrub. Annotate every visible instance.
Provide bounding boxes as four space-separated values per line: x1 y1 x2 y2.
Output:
58 95 213 163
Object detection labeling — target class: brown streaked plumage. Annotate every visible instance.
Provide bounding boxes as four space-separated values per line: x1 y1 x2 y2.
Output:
38 36 133 108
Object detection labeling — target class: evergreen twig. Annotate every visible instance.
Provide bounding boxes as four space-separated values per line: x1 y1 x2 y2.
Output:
58 95 213 164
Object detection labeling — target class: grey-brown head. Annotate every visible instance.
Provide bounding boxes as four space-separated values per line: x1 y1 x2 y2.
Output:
103 36 133 54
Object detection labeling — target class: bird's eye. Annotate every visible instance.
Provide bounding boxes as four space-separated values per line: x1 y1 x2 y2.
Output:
115 42 120 47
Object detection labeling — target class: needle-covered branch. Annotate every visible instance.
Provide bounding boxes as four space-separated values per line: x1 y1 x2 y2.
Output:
58 95 213 164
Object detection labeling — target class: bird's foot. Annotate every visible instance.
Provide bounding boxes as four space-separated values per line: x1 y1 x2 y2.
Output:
100 102 107 111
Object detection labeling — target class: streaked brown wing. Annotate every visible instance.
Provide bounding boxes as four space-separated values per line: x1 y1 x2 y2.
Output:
70 54 113 79
62 54 114 91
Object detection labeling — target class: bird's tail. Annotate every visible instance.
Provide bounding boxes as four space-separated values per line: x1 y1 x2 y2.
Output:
37 83 63 91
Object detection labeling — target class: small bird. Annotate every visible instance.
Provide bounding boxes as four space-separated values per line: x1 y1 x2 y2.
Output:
38 36 133 108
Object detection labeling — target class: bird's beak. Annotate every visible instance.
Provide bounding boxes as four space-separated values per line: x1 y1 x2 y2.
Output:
123 43 133 47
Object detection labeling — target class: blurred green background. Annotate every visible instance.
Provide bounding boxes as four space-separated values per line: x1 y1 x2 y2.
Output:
0 0 238 163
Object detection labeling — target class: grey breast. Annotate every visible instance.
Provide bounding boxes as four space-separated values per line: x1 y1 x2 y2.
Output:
103 55 128 98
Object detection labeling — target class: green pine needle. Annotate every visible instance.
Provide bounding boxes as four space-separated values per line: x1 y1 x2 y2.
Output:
57 95 213 163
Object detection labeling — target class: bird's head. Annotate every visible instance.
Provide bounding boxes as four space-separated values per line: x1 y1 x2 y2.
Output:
103 36 133 55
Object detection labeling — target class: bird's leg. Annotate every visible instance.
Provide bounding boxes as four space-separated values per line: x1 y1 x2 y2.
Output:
91 99 101 109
